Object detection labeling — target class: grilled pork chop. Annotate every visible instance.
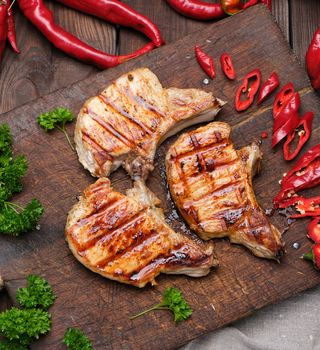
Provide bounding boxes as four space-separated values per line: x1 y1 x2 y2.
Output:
166 122 283 260
75 68 224 180
66 178 218 287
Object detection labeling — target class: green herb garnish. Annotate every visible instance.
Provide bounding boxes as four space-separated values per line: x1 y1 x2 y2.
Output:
130 287 192 322
0 124 44 235
0 308 51 347
37 107 75 151
16 274 56 310
63 327 93 350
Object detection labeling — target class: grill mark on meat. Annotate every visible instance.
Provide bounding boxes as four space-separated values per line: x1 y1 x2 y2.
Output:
96 227 158 269
89 112 136 149
187 179 244 206
115 80 166 121
82 133 114 164
171 141 231 162
75 207 147 252
98 94 153 136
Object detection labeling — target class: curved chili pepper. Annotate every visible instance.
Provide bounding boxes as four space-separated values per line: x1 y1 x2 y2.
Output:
257 71 279 105
283 111 314 161
272 92 301 147
273 82 295 119
306 27 320 90
195 46 215 79
55 0 164 47
242 0 259 9
303 244 320 269
308 217 320 243
7 0 19 54
17 0 155 69
235 69 261 112
273 144 320 206
166 0 225 20
0 0 8 63
220 52 236 80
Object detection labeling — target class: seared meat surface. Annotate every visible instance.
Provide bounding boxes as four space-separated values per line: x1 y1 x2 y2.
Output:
66 178 218 288
166 122 283 260
75 68 224 180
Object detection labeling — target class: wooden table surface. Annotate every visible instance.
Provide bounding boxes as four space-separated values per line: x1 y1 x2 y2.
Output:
0 0 319 337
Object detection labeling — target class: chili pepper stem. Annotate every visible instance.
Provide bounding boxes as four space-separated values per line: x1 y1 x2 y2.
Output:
57 124 75 152
129 304 169 320
303 251 314 261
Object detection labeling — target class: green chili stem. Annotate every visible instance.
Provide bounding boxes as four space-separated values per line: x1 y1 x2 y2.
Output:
129 304 169 320
57 125 75 152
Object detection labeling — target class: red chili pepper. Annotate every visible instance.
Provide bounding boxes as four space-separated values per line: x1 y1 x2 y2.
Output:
0 0 8 63
273 144 320 206
242 0 259 9
17 0 155 69
55 0 165 47
220 52 236 80
283 111 314 161
257 71 279 105
7 0 19 54
273 83 295 119
292 196 320 218
166 0 225 20
235 69 261 112
306 27 320 90
195 46 215 79
303 244 320 269
272 92 301 147
308 217 320 243
261 0 272 11
261 131 268 139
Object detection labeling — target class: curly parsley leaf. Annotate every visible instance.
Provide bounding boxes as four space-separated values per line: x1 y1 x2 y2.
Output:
130 287 192 322
0 199 44 236
0 339 28 350
16 275 56 310
0 155 28 204
37 108 75 151
0 308 51 346
63 328 93 350
0 123 13 159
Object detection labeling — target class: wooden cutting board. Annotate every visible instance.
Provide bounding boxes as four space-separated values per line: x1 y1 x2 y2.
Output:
0 5 319 349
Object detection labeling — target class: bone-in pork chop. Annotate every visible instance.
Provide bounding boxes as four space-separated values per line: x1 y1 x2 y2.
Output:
66 178 218 287
166 122 283 260
75 68 224 180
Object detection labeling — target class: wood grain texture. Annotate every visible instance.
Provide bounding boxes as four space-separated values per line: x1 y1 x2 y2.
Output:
290 0 320 66
0 6 319 349
0 1 116 114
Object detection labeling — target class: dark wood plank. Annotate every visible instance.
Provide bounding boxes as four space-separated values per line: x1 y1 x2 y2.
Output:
0 1 116 114
273 0 290 42
290 0 320 66
0 6 319 349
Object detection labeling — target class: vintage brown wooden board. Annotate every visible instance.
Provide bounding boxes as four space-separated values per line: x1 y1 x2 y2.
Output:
0 5 319 349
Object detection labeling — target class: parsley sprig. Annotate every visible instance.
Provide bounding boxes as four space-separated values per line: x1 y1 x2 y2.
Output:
63 328 93 350
0 275 56 348
130 287 192 322
0 124 44 235
16 275 56 310
37 107 75 151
